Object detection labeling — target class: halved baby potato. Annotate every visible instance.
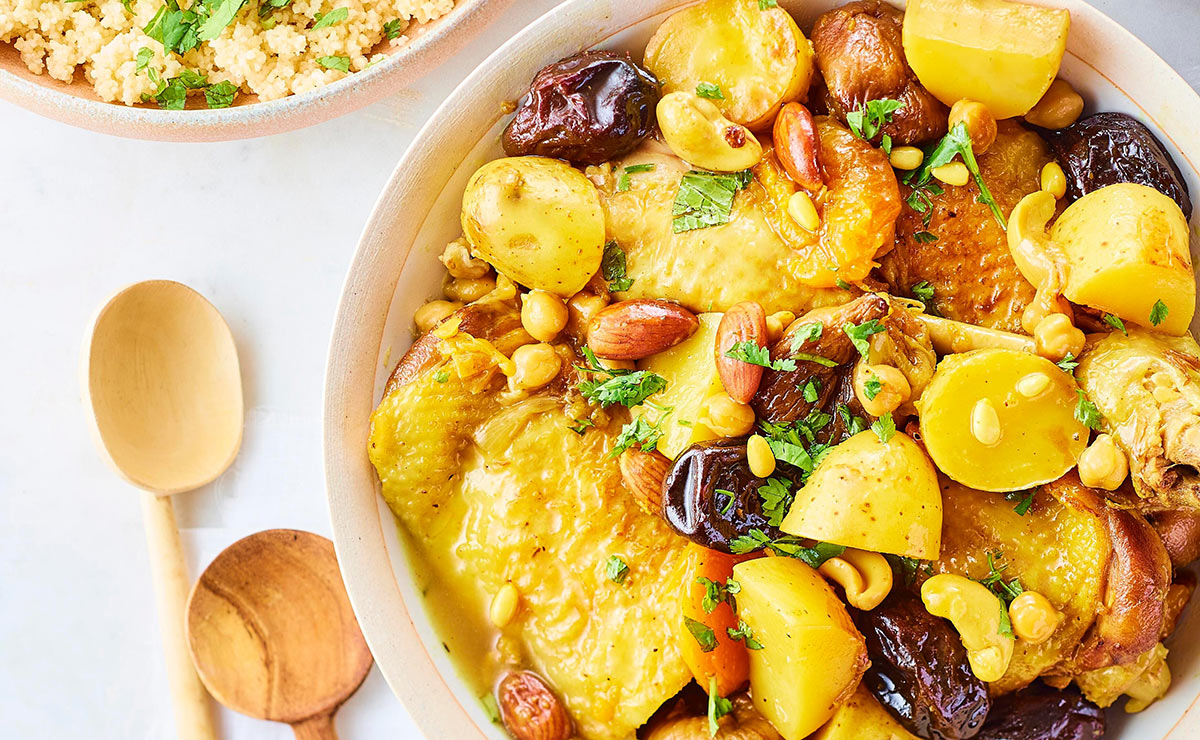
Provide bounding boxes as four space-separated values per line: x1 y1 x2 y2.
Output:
919 348 1087 492
644 0 814 130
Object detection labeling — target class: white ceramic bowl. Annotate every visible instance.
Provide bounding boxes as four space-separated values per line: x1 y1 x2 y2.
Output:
325 1 1200 737
0 0 508 141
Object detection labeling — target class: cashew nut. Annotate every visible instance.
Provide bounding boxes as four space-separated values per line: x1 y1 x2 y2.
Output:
920 573 1015 683
818 548 893 610
1007 191 1075 334
657 91 763 173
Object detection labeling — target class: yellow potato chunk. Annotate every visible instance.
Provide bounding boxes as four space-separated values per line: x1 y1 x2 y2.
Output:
919 349 1087 492
781 431 942 559
461 156 605 297
811 684 921 740
644 0 814 130
903 0 1070 119
633 313 722 459
1052 183 1194 336
733 557 868 740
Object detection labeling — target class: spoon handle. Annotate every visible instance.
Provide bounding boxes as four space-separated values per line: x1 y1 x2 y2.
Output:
141 490 219 740
291 714 338 740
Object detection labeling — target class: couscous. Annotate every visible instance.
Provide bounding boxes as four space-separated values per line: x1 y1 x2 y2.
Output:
0 0 455 107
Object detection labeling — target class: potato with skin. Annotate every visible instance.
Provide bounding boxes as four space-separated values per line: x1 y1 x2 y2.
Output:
780 430 942 559
809 684 921 740
461 156 605 297
918 348 1087 492
644 0 814 130
733 557 869 740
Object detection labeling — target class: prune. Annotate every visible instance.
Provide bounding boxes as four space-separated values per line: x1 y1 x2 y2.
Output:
852 591 991 740
662 439 790 552
502 50 660 165
1045 112 1192 219
976 683 1105 740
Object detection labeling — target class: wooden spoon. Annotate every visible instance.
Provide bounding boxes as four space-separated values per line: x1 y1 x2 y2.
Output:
186 530 373 739
85 279 244 740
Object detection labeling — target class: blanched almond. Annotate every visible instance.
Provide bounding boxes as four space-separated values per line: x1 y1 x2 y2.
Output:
498 671 572 740
773 102 824 191
715 301 768 404
587 299 698 360
619 448 670 516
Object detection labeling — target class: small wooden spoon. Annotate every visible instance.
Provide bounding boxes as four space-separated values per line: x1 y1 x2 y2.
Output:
85 280 244 740
186 529 373 740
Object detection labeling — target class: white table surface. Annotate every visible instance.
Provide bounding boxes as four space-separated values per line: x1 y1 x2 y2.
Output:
2 1 1198 737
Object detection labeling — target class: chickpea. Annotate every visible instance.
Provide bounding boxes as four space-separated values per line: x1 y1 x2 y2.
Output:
765 311 796 343
787 190 820 232
657 91 763 173
1040 162 1068 200
889 146 925 171
509 343 562 391
1078 433 1129 490
949 99 997 155
746 434 776 478
1007 591 1063 644
566 291 610 340
413 299 462 333
853 363 911 417
932 161 970 187
444 274 497 303
521 290 569 343
1033 312 1085 362
439 237 491 279
489 584 520 628
702 393 756 437
1024 79 1085 130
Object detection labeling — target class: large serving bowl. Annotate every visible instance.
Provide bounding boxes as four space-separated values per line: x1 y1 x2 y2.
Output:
324 1 1200 737
0 0 507 141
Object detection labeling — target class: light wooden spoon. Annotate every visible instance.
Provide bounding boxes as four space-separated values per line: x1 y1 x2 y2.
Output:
85 279 243 740
186 530 373 740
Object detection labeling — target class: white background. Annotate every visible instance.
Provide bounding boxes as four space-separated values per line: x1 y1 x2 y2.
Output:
1 1 1198 738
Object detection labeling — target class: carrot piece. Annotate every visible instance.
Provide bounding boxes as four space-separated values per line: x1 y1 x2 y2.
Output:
676 543 750 696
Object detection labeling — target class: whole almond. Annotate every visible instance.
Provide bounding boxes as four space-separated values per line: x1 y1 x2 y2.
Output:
619 448 671 517
716 301 768 404
497 671 573 740
773 102 824 191
587 299 699 360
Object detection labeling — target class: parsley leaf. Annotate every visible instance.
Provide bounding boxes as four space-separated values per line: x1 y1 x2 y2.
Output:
317 55 351 72
1056 353 1079 374
871 411 896 443
863 374 883 401
258 0 290 18
1074 390 1103 430
311 6 347 29
568 418 594 435
725 341 796 372
843 319 886 358
383 18 404 39
835 278 853 291
998 597 1015 638
697 576 739 614
432 370 450 383
615 163 655 193
758 477 795 527
717 489 736 515
204 79 237 108
789 321 823 348
838 404 868 435
696 81 724 100
605 555 629 584
1005 489 1036 516
792 352 838 368
600 240 634 292
610 416 665 457
1150 299 1170 327
757 0 777 7
913 230 938 243
684 616 718 652
708 677 733 737
197 0 248 42
672 170 753 233
729 529 845 568
977 550 1024 604
908 121 1005 229
135 46 153 72
727 619 764 650
481 693 501 724
845 98 904 142
1103 313 1128 335
801 378 821 403
578 367 667 409
905 180 945 229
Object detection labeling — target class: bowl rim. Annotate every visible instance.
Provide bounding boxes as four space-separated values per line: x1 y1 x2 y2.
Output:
0 0 510 142
324 1 1200 738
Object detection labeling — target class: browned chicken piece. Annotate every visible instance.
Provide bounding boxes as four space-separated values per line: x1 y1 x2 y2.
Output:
811 0 949 145
644 694 781 740
1147 509 1200 567
879 120 1055 332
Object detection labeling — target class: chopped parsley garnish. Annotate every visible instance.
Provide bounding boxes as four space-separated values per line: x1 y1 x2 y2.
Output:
432 370 450 383
758 477 795 527
1074 390 1103 430
198 0 247 39
577 348 667 408
913 230 939 243
835 278 853 291
905 180 945 229
697 576 740 614
383 18 405 39
204 80 238 109
1056 353 1079 374
843 319 886 358
997 598 1015 639
481 693 501 724
790 321 824 348
258 0 290 19
871 411 896 443
317 55 351 72
907 121 1005 229
311 6 347 29
708 677 733 737
792 352 838 368
610 416 665 457
758 418 828 477
568 418 594 435
757 0 777 8
1150 300 1170 327
801 378 821 403
728 529 845 568
888 555 934 587
605 555 629 584
600 240 634 292
725 341 796 372
1102 313 1128 335
977 551 1024 604
910 282 938 315
616 163 656 193
1005 489 1036 516
696 81 724 100
135 46 153 72
142 66 211 109
838 404 868 435
846 98 904 142
672 169 753 233
863 374 883 401
684 616 718 652
717 489 736 515
727 619 764 650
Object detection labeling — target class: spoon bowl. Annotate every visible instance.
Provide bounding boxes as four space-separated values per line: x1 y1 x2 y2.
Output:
186 529 373 739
